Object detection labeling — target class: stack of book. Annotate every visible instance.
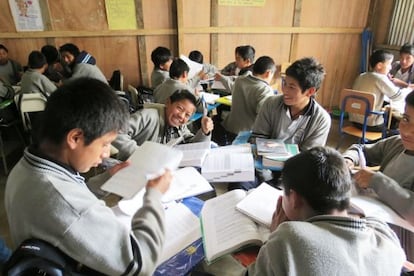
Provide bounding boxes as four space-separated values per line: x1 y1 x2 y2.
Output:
255 138 299 169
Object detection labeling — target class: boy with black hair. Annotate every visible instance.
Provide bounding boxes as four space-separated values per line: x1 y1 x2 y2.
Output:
390 43 414 89
0 44 23 85
228 57 330 190
113 89 213 161
151 46 174 89
20 51 57 96
215 45 256 94
350 49 410 130
343 90 414 261
59 43 107 84
221 56 276 139
5 78 172 275
252 57 330 151
41 44 70 83
248 146 406 275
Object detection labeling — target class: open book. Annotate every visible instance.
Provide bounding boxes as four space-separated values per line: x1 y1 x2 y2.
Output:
236 183 284 227
350 192 414 233
201 144 254 182
101 141 183 198
201 189 270 263
174 141 210 167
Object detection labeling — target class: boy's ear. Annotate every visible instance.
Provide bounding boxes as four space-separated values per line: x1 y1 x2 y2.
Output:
67 128 84 150
304 87 317 97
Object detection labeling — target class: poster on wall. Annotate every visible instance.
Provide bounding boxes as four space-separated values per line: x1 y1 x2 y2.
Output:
105 0 137 30
219 0 266 6
8 0 44 31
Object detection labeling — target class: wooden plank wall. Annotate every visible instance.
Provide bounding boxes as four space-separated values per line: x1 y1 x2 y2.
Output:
0 0 387 110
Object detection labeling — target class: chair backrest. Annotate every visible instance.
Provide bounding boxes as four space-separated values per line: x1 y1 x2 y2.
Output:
127 84 139 109
339 88 376 116
15 93 47 132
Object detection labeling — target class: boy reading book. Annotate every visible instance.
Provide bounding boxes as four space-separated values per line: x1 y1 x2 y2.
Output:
247 147 405 275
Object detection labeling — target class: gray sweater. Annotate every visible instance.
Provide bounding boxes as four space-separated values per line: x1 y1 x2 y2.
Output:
67 63 108 84
248 216 405 276
20 69 57 96
252 95 331 151
5 148 165 275
112 104 211 161
222 75 273 134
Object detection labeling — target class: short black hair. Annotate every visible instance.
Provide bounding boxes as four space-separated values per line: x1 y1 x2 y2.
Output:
405 90 414 108
369 49 394 68
151 46 173 68
0 44 8 53
286 57 325 92
235 45 255 64
400 43 414 56
189 50 203 64
28 51 47 69
253 56 276 75
282 146 351 214
59 43 80 58
34 78 128 146
169 89 197 106
41 45 60 64
169 58 189 79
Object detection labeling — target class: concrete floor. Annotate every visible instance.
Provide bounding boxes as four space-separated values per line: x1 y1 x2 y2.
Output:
0 117 356 249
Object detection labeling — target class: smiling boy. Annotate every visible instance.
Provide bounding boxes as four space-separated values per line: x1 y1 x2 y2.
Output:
343 90 414 261
113 89 214 161
252 57 331 151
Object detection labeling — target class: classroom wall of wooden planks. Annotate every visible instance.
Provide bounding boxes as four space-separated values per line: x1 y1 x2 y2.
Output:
0 0 394 111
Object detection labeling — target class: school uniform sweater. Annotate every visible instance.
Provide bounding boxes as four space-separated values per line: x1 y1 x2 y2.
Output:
20 69 57 96
0 59 22 85
252 95 331 151
222 75 274 134
248 216 405 276
350 72 410 126
390 61 414 85
151 68 169 89
5 148 166 275
153 78 191 104
112 104 211 161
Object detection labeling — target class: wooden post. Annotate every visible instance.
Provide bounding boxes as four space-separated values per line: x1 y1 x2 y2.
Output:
210 0 219 67
135 0 148 86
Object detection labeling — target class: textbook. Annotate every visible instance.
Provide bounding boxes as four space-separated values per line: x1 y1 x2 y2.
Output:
101 141 183 198
174 141 211 168
201 144 254 182
236 183 284 227
255 138 290 156
201 189 271 263
350 193 414 233
261 143 299 169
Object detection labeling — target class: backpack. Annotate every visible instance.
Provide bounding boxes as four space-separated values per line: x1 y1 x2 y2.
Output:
3 239 104 276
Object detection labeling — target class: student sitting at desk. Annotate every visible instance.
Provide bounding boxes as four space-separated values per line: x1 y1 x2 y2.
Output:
229 57 330 190
59 43 107 84
252 57 331 151
151 46 174 89
343 90 414 261
5 78 172 275
113 89 213 161
221 56 276 141
215 45 255 94
248 147 406 275
20 51 57 97
389 43 414 89
154 58 204 112
350 49 410 131
189 50 218 77
0 44 23 85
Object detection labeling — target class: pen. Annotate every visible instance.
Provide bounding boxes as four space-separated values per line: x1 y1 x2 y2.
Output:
357 146 366 169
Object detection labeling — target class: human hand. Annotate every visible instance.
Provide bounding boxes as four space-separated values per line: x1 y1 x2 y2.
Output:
107 160 131 176
201 116 214 135
270 196 289 232
146 169 172 194
353 169 375 189
198 70 208 80
214 72 222 81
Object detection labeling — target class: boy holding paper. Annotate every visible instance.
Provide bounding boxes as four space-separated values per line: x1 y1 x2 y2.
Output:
248 147 405 275
343 90 414 261
5 78 172 275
